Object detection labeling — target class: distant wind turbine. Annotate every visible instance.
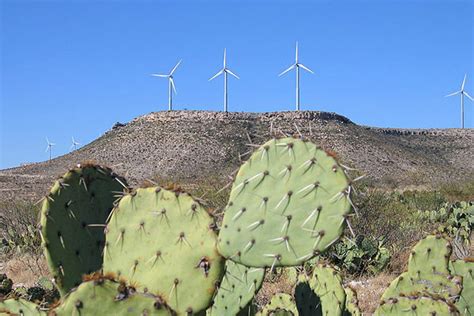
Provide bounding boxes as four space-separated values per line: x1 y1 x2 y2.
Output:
446 74 473 128
45 137 55 161
151 60 182 111
279 42 314 111
209 49 240 112
70 137 80 151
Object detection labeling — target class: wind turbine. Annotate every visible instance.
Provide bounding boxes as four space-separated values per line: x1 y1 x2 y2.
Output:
45 137 55 161
209 49 240 112
70 137 80 151
151 60 182 111
279 42 314 111
446 74 473 128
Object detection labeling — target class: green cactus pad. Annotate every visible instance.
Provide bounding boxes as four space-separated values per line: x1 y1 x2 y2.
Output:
294 274 321 316
0 298 45 315
381 235 462 303
53 276 174 315
374 295 459 316
343 287 361 316
40 163 126 295
309 263 345 316
207 261 264 316
449 258 474 315
218 137 351 267
103 187 224 315
407 235 452 274
258 293 299 316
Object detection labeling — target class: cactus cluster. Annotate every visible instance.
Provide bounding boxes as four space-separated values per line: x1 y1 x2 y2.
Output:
4 136 472 315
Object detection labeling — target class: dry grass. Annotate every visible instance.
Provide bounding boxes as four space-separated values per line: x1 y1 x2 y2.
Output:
1 254 49 287
347 273 396 315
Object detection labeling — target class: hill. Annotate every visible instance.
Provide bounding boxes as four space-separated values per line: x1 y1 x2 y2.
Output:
1 110 473 200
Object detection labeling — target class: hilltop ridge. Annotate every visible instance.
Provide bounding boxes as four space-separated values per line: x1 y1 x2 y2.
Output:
1 110 473 200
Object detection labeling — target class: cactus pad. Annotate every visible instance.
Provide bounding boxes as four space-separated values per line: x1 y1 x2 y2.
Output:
381 235 462 303
449 258 474 315
53 276 174 315
103 186 224 315
0 298 45 315
309 263 346 316
374 295 459 316
343 287 361 316
258 293 298 316
218 137 351 267
207 261 264 315
40 163 126 295
294 274 321 316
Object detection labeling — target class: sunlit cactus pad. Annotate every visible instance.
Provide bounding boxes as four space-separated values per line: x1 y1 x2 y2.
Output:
103 186 224 315
258 293 299 316
218 137 351 267
207 261 264 315
449 258 474 315
40 163 126 295
309 263 346 316
0 298 45 315
53 276 175 315
381 235 462 303
374 295 460 316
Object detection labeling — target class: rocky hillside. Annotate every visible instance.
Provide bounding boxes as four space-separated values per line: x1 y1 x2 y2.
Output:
1 110 473 200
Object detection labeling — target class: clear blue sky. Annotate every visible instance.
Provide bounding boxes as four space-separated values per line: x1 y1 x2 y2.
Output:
1 0 473 169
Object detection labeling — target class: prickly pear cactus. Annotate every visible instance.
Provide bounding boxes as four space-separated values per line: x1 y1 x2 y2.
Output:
40 163 126 295
381 235 462 303
449 258 474 315
374 295 460 315
218 137 352 267
207 261 264 316
309 263 346 316
343 287 361 316
258 293 298 316
103 186 224 315
0 298 45 315
294 274 321 316
53 275 174 315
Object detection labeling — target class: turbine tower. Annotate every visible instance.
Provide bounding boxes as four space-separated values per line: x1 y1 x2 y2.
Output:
70 136 80 151
279 42 314 111
45 137 55 161
209 49 240 112
151 60 182 111
446 74 473 128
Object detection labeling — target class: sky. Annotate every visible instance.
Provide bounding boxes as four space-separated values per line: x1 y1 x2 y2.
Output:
0 0 473 169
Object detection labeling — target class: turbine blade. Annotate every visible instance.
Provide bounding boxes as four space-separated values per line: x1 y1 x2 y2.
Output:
226 69 240 79
223 48 227 68
170 60 182 75
46 137 50 144
299 63 314 74
70 144 75 150
279 64 295 77
445 91 461 97
151 74 169 78
45 145 50 152
461 74 467 90
209 69 224 81
464 91 474 101
295 41 298 63
170 77 177 94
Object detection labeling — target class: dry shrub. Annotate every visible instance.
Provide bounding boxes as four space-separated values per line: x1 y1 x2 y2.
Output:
2 254 49 287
